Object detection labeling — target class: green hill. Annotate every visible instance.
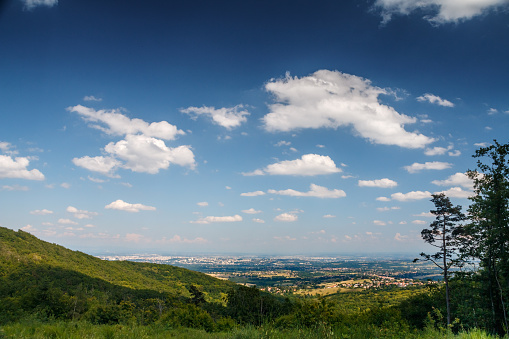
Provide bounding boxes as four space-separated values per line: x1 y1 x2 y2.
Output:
0 226 236 324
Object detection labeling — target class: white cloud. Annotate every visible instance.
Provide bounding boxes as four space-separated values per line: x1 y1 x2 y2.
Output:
0 155 45 180
157 235 208 244
404 161 452 173
105 199 156 212
358 178 397 188
323 214 336 218
394 233 408 242
0 142 18 155
412 220 427 225
58 218 78 225
60 182 71 189
240 191 266 197
244 154 342 176
181 105 249 129
414 212 434 217
376 196 391 202
197 202 209 207
275 140 291 147
373 220 387 226
191 215 243 224
83 95 102 102
88 176 106 183
72 156 121 177
2 184 29 191
68 105 185 140
391 191 432 201
274 235 297 241
23 0 57 10
435 187 474 199
425 145 453 156
417 93 454 107
242 208 261 214
104 134 196 173
488 108 499 115
30 209 53 215
474 142 490 147
66 206 98 219
432 172 473 189
263 70 434 149
252 218 266 223
268 184 346 199
374 0 509 24
377 206 400 212
274 213 298 222
448 150 461 157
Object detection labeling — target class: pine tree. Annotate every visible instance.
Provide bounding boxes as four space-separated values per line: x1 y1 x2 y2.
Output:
464 140 509 333
418 193 466 326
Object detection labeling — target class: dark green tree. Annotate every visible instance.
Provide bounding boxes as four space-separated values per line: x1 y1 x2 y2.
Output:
463 140 509 333
417 193 465 326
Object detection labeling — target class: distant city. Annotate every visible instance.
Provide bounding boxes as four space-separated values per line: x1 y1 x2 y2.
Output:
98 254 444 294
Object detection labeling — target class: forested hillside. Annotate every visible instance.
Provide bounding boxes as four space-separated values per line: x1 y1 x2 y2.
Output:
0 226 502 338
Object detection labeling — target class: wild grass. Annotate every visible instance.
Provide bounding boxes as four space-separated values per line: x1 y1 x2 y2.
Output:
0 320 501 339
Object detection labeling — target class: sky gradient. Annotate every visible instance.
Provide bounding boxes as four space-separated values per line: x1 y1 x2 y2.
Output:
1 0 508 255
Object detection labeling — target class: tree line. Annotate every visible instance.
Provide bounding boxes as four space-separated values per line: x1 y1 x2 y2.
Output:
417 140 509 335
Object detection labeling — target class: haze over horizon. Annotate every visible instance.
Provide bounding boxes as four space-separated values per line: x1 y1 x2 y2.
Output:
1 0 508 255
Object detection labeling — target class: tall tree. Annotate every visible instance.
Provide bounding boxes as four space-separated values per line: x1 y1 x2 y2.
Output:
418 193 466 326
464 140 509 333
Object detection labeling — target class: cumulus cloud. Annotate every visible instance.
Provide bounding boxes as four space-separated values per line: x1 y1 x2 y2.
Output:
83 95 102 102
376 196 391 202
105 199 156 212
240 191 266 197
181 105 250 129
263 70 434 149
104 134 196 173
417 93 454 107
72 156 121 177
244 154 342 176
274 213 298 222
58 218 78 225
432 172 474 189
242 208 262 214
391 191 432 201
268 184 346 199
252 218 266 223
412 220 427 224
30 209 53 215
425 145 454 156
374 0 509 24
66 206 98 219
323 214 336 218
404 161 452 173
197 202 209 207
358 178 397 188
377 206 400 212
23 0 58 10
435 187 474 199
373 220 387 226
0 155 45 180
191 215 243 224
68 105 184 140
2 184 29 191
70 105 195 176
394 233 408 242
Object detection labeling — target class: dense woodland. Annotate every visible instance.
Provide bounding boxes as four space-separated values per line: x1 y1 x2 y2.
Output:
1 141 508 338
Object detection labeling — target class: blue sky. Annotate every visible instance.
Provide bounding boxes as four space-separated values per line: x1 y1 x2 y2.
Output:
1 0 508 255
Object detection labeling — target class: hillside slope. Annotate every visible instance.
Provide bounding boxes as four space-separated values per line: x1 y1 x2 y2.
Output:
0 227 234 300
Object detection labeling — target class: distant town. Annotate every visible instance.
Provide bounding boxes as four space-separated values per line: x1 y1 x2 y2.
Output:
98 254 443 295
